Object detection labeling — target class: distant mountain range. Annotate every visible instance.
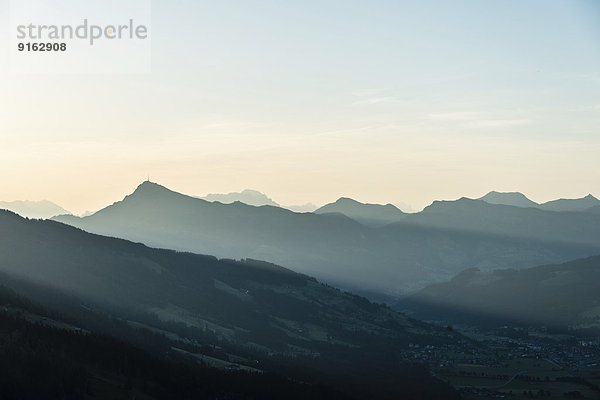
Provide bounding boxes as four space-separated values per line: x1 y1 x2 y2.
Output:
284 202 319 213
201 189 280 207
200 189 318 212
479 191 600 212
3 208 443 354
315 197 406 227
0 200 69 219
397 255 600 328
53 182 600 296
406 197 600 247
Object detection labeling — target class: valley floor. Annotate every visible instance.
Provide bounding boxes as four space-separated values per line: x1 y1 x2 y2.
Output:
404 324 600 399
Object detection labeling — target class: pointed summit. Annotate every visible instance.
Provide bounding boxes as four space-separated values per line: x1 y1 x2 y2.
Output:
135 180 161 190
102 181 192 214
130 181 175 197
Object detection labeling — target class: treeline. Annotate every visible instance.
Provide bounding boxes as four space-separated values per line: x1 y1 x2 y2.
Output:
0 312 352 400
0 283 461 399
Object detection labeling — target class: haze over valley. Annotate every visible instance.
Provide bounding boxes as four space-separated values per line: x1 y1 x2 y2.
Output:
2 183 600 399
2 0 599 398
49 183 600 298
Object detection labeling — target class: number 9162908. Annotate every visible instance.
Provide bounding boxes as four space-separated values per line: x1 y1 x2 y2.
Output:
18 42 67 51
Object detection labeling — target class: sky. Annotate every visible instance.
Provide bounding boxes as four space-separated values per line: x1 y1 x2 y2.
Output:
0 0 599 214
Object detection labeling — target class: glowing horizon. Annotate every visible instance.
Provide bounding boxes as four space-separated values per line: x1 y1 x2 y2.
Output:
1 1 599 214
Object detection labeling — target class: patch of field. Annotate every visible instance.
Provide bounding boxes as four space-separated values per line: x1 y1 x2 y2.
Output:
304 322 329 341
440 357 599 400
214 279 253 302
445 375 506 387
86 367 156 400
527 331 574 341
287 344 320 357
123 255 166 275
2 306 87 333
126 320 186 343
446 358 569 382
272 317 329 342
589 377 600 387
578 305 600 321
540 270 582 287
498 380 598 400
251 282 312 303
171 347 262 373
148 304 236 340
246 341 274 355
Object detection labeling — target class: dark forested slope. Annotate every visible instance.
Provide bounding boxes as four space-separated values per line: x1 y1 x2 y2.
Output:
398 255 600 328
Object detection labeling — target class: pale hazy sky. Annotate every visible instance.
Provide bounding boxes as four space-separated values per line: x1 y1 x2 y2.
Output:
1 0 599 214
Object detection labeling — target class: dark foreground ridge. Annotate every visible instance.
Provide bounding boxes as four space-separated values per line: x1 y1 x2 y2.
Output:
0 209 460 400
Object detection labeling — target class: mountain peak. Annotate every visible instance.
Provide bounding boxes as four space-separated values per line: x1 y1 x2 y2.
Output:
479 191 538 208
201 189 279 207
315 197 405 227
334 197 361 205
136 180 162 189
124 181 183 203
0 199 71 219
240 189 265 195
133 181 170 194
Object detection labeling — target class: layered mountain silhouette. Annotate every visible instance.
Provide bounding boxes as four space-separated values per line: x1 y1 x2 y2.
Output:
479 190 600 212
315 197 406 227
1 209 451 350
201 189 318 212
0 199 69 219
398 255 600 328
405 197 600 246
53 182 600 296
0 209 462 399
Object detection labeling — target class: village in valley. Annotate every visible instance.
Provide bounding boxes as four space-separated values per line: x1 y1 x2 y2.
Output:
402 324 600 399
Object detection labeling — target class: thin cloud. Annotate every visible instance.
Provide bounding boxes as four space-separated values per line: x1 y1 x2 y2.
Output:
352 96 396 106
195 121 274 130
428 112 532 128
427 112 480 121
350 88 385 97
465 119 531 128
